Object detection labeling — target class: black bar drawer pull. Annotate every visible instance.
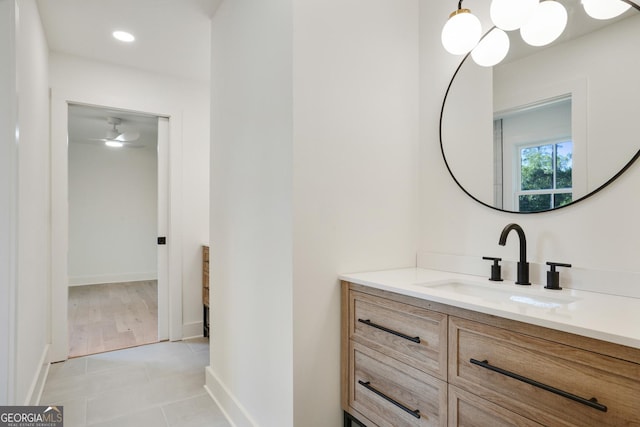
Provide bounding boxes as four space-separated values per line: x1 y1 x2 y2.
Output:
357 319 421 343
358 380 421 419
470 359 608 412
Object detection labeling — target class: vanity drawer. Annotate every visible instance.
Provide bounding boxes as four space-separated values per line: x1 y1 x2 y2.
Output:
449 317 640 426
448 385 543 427
350 290 448 380
350 341 447 427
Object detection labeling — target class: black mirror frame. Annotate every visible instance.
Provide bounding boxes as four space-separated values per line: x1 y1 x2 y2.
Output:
438 1 640 214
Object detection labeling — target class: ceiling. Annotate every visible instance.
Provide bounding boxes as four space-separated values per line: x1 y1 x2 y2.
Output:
68 104 159 151
36 0 220 83
38 0 219 153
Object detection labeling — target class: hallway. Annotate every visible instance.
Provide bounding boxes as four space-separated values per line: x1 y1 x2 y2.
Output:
40 339 229 427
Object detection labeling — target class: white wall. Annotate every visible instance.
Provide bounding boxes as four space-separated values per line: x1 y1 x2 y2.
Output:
419 1 640 297
208 1 294 425
208 0 418 425
440 60 494 203
14 0 51 404
292 1 418 425
49 52 210 359
68 142 157 285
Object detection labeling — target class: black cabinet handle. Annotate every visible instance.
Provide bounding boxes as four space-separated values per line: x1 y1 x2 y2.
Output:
357 319 420 343
358 380 421 419
470 359 607 412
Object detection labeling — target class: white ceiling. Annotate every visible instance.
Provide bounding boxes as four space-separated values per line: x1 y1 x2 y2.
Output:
38 0 219 152
68 104 159 151
36 0 220 83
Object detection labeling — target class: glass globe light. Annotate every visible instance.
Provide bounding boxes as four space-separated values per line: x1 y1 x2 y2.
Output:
490 0 539 31
520 0 568 47
582 0 631 20
441 9 482 55
471 28 511 67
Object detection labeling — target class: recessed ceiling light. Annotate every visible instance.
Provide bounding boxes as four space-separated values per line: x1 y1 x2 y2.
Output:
113 30 135 43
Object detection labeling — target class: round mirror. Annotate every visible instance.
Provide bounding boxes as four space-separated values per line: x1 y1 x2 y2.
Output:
440 0 640 213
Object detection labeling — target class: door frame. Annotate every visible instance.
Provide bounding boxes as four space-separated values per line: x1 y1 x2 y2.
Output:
0 0 18 403
50 91 183 362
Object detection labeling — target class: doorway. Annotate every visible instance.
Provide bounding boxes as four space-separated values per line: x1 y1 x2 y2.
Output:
66 104 167 357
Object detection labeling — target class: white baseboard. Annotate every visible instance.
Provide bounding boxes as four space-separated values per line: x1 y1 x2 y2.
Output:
182 321 204 339
205 366 257 427
25 344 50 405
68 272 158 286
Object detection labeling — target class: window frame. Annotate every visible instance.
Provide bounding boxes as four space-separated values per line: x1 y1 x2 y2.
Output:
514 138 573 211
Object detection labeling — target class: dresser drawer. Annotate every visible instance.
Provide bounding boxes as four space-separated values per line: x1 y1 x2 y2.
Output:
449 317 640 426
203 286 209 307
203 270 209 288
350 290 447 380
448 385 543 427
203 246 210 277
350 341 447 427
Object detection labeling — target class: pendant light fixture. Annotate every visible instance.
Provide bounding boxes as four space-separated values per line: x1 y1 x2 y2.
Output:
441 0 482 55
471 27 510 67
582 0 631 20
490 0 539 31
441 0 627 66
520 0 568 47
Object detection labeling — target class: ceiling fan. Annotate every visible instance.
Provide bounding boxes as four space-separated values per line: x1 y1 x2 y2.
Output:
92 117 141 147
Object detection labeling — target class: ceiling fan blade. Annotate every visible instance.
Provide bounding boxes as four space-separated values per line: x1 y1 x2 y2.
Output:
115 131 140 142
105 129 120 140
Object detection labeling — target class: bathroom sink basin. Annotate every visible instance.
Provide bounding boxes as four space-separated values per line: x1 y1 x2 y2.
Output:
418 280 578 309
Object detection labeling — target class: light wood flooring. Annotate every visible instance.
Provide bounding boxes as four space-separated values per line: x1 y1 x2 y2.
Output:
68 280 158 358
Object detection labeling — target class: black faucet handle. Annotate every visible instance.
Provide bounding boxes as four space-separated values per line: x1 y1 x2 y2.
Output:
547 262 572 270
483 256 503 282
545 262 572 290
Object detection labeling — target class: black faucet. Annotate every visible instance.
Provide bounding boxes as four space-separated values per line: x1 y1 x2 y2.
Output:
498 223 531 285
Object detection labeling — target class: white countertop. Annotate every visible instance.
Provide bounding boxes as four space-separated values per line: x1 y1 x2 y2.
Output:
339 267 640 350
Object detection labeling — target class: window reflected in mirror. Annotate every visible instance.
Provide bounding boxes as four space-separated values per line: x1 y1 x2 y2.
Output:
493 96 573 212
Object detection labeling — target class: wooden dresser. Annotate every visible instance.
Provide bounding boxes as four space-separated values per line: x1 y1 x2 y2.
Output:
203 245 210 337
341 281 640 426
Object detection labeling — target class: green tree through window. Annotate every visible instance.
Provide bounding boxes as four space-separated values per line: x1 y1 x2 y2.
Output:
518 142 572 212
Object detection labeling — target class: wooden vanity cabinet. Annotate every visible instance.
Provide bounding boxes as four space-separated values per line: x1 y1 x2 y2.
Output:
448 385 543 427
350 341 447 427
351 290 448 381
343 283 448 426
341 281 640 427
449 316 640 426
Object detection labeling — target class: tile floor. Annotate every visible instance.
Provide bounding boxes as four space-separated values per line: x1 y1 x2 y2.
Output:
40 338 231 427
